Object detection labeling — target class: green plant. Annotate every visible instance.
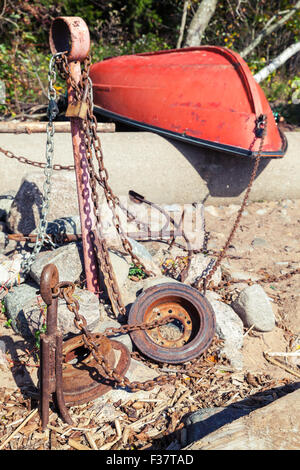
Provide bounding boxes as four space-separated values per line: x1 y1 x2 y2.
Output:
34 323 47 350
128 263 147 280
4 318 12 329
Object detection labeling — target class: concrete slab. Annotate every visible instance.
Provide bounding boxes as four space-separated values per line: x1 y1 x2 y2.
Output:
0 131 299 205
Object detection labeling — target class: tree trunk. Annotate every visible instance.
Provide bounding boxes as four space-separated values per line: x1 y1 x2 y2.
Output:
184 388 300 450
184 0 218 47
240 1 300 59
177 1 190 48
254 41 300 83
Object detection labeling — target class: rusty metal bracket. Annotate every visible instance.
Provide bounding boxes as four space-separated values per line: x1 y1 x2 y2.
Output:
39 264 73 430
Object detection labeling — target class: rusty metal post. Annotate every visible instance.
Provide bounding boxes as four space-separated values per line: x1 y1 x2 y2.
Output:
49 17 100 294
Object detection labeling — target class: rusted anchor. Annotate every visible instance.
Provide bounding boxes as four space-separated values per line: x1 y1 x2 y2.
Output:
39 263 131 428
39 263 73 430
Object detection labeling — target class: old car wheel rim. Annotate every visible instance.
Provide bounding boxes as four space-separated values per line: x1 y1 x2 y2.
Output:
128 282 216 364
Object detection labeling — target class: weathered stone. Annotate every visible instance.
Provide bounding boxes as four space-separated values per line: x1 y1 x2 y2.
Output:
184 388 300 450
182 406 249 446
221 264 260 282
205 205 219 217
6 172 79 234
89 358 160 406
46 215 81 237
0 222 7 232
3 282 40 337
142 275 180 291
95 318 133 351
0 232 6 252
0 191 15 221
3 283 101 339
206 291 244 370
127 237 162 277
29 242 84 284
183 253 221 287
109 250 131 288
232 284 276 332
120 274 180 311
0 253 27 289
251 238 268 248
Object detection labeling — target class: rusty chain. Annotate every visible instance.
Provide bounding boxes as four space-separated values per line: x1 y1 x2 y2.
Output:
0 146 75 171
195 115 268 294
34 55 298 393
55 53 155 318
53 281 178 391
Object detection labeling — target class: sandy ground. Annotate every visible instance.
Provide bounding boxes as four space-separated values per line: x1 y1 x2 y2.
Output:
1 198 299 386
0 197 299 449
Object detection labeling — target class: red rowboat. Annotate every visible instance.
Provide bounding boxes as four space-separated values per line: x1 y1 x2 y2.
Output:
90 46 287 158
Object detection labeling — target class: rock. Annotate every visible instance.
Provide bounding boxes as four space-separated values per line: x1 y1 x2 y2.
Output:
221 264 260 282
224 204 239 215
205 205 219 217
118 273 180 312
142 275 180 291
3 282 40 337
251 238 268 248
6 171 79 234
3 282 101 339
184 388 300 450
29 242 84 284
90 358 160 406
0 232 6 251
0 350 9 371
0 339 9 370
183 253 221 287
232 284 276 332
182 406 249 446
256 208 268 215
95 318 133 351
0 222 7 232
0 191 15 221
127 237 162 277
46 215 81 237
206 291 244 370
0 253 27 289
109 250 131 288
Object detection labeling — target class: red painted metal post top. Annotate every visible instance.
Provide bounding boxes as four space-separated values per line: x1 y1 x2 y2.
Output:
49 16 90 62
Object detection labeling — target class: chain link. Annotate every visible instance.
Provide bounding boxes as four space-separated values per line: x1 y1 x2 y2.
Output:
194 116 268 294
0 146 75 171
21 55 65 275
55 282 178 391
55 53 154 318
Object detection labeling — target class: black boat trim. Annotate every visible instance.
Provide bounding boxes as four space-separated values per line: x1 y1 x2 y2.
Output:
93 106 287 159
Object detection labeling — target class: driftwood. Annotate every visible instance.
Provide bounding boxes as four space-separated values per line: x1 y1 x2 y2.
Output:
184 388 300 450
0 121 115 134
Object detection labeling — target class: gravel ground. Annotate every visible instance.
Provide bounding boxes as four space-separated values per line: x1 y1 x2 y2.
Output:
0 198 299 450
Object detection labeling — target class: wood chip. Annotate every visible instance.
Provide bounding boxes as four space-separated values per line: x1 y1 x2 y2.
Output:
85 432 98 450
68 438 92 451
0 408 38 450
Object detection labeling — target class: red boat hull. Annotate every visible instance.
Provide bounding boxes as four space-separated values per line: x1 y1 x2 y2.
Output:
90 47 287 158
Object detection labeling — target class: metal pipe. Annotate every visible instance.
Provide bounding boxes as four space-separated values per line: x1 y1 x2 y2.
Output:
49 17 100 294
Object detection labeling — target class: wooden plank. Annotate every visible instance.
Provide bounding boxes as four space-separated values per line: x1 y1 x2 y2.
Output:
0 121 115 134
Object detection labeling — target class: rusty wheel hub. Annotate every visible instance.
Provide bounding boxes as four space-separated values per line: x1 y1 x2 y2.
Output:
61 334 131 405
128 282 216 364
